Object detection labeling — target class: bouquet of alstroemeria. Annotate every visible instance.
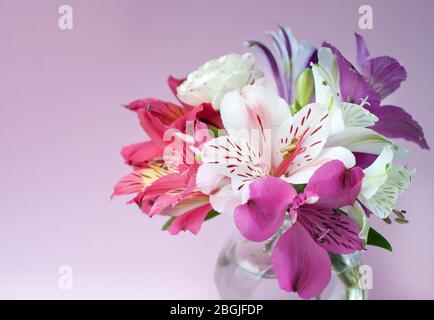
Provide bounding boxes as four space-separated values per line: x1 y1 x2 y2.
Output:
113 27 428 299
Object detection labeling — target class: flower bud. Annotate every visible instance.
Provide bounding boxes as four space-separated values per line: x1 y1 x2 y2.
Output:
295 68 314 108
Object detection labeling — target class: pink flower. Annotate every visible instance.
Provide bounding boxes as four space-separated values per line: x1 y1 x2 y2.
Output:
234 160 365 299
120 77 223 169
113 161 212 234
113 77 223 234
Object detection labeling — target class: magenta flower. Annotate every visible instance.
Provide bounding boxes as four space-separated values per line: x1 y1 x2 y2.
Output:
234 160 364 299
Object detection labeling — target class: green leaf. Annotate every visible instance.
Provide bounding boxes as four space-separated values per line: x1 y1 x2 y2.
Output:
367 227 393 252
162 217 176 231
293 184 306 193
208 126 220 138
161 210 221 231
205 210 221 221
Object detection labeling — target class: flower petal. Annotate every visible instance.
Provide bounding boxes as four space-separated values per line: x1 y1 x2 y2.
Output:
323 42 381 108
149 193 183 217
362 55 407 99
121 141 162 168
160 195 210 217
283 146 355 184
340 102 378 128
167 76 186 99
112 165 170 198
387 165 415 194
341 201 370 243
234 176 296 242
326 127 392 155
274 103 331 174
137 108 167 143
293 41 317 84
246 40 287 100
359 164 415 219
355 34 407 99
354 152 378 169
365 104 429 150
361 145 394 199
305 160 364 209
298 206 364 254
112 172 146 197
355 33 370 69
220 85 291 137
172 102 223 131
359 184 399 219
140 172 188 201
168 204 212 235
271 222 331 300
196 163 226 195
177 53 259 109
201 135 269 193
210 183 243 215
312 47 340 108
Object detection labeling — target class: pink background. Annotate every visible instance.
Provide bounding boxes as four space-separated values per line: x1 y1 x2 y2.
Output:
0 0 433 299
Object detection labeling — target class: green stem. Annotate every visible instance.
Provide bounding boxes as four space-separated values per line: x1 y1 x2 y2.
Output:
337 263 365 300
330 252 365 300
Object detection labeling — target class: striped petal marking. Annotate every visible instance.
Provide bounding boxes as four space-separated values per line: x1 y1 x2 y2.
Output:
298 206 364 254
359 184 399 219
112 163 171 197
340 102 378 128
274 103 331 177
201 135 270 193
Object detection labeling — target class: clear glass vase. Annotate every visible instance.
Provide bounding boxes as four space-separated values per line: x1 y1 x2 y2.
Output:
215 232 367 300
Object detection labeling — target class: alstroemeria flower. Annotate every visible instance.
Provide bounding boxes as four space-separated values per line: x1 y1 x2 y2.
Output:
312 47 379 134
199 85 355 208
113 108 216 235
113 73 227 235
246 26 317 104
234 160 364 299
312 47 409 159
119 98 186 168
177 53 263 109
358 145 415 218
127 99 222 144
113 161 211 236
120 101 222 167
323 37 429 150
119 76 223 169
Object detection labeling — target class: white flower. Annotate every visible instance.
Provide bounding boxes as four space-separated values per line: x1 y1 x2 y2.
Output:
341 201 370 243
197 85 355 212
311 49 414 219
312 48 408 158
312 47 378 134
358 145 415 218
177 53 263 109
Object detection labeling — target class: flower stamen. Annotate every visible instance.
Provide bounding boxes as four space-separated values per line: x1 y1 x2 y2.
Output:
279 138 298 159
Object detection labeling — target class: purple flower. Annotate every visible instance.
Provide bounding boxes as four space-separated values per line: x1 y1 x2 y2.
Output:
234 160 364 299
355 33 407 100
323 35 429 150
246 26 317 105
